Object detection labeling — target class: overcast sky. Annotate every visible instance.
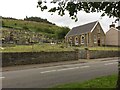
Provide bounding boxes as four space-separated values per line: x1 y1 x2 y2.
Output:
0 0 118 32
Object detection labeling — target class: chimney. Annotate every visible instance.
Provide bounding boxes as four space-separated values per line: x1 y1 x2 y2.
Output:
116 26 120 30
110 22 115 28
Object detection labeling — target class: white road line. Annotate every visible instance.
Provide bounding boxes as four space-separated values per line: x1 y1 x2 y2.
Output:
62 64 82 67
40 66 90 74
102 60 119 63
104 62 118 65
0 77 5 79
57 67 79 71
40 67 79 74
80 66 90 68
40 70 56 74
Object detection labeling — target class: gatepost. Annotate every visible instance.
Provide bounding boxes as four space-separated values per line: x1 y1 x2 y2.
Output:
85 48 90 59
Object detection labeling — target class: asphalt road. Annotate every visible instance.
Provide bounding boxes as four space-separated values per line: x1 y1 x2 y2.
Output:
1 59 119 88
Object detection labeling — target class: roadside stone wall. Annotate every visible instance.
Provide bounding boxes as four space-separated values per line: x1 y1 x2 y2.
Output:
2 51 78 67
89 50 120 59
78 50 87 59
78 50 120 59
2 50 120 67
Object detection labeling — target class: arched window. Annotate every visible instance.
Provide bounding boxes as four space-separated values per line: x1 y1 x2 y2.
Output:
81 35 85 44
94 35 97 43
98 27 101 33
75 36 79 45
101 37 104 44
69 37 72 42
68 37 72 44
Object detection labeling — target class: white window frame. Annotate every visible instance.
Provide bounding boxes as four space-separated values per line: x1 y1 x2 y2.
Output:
69 37 72 43
81 35 85 44
98 27 101 33
94 35 97 43
75 36 79 45
101 37 104 44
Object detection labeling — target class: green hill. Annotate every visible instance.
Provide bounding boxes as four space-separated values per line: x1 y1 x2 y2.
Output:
2 17 70 39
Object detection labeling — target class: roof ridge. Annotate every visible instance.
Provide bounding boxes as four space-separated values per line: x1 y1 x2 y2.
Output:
66 21 99 37
72 21 98 29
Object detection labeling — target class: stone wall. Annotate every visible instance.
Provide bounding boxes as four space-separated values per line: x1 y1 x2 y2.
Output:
89 50 120 59
78 50 120 59
78 50 87 59
2 51 78 67
2 50 120 67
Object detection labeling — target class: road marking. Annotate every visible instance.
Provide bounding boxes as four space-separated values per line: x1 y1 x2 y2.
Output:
40 66 91 74
40 67 80 74
103 60 119 63
40 70 56 74
57 67 79 71
104 62 118 65
80 66 90 68
0 77 5 79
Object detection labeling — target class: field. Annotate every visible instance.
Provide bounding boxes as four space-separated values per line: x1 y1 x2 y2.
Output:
1 43 120 52
53 75 118 88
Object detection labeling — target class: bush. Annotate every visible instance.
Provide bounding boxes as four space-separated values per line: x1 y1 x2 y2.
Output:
2 44 16 47
22 26 29 30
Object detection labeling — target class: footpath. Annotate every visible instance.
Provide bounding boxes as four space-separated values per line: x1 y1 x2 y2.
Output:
2 57 119 72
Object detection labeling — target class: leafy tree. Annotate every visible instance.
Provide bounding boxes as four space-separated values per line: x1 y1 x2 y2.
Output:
2 21 4 26
56 27 70 39
38 0 120 88
24 16 56 25
37 0 120 21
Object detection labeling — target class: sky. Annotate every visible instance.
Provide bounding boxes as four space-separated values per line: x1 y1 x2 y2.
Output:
0 0 118 32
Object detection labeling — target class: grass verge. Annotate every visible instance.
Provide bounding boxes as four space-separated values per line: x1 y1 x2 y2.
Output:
53 75 118 88
1 44 120 52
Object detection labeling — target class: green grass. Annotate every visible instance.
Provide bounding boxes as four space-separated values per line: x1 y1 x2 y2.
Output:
73 46 120 51
89 46 120 51
53 75 118 88
1 44 120 52
1 43 75 52
2 19 69 39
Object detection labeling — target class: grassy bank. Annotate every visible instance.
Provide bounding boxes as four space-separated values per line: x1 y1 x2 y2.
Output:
1 43 75 52
1 44 120 52
54 75 118 88
2 18 70 39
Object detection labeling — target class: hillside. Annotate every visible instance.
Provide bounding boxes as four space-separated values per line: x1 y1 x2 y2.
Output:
24 16 56 25
2 17 70 39
1 17 70 45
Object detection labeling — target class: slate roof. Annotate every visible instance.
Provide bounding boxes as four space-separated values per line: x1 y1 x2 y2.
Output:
66 21 98 37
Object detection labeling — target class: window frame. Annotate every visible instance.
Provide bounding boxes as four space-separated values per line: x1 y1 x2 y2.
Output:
94 35 97 43
81 35 85 44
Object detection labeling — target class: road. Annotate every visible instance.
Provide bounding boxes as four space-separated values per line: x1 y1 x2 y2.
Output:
1 59 119 88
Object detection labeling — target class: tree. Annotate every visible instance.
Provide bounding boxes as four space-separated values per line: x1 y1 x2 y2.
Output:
38 0 120 88
56 27 70 39
37 0 120 21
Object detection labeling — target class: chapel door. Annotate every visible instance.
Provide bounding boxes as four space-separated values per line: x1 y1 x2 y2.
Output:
98 39 100 46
